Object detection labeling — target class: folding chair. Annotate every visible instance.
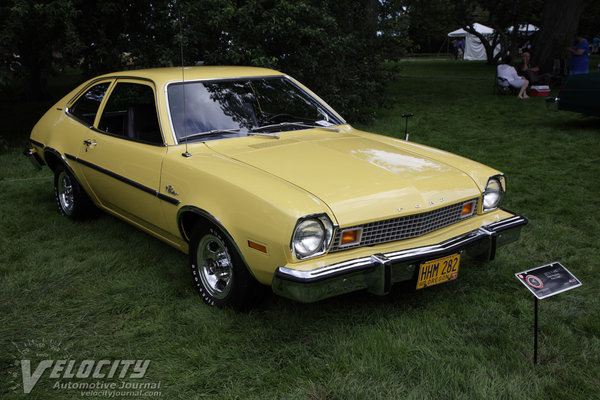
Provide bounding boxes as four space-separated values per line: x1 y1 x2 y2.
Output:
493 73 518 96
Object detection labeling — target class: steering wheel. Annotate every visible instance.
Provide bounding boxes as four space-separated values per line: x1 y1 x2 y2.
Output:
262 113 293 124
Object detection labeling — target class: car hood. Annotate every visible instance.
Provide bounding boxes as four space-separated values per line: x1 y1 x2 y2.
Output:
206 131 480 225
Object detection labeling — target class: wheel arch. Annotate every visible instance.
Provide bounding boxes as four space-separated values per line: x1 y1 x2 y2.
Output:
44 147 99 208
43 147 68 173
177 206 257 279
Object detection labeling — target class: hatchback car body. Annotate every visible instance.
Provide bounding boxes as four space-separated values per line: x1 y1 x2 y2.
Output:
25 66 527 308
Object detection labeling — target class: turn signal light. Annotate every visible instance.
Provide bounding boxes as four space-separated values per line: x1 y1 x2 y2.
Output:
248 240 267 253
340 228 362 246
461 201 476 218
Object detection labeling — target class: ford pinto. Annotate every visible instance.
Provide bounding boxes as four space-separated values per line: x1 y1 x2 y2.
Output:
25 67 527 309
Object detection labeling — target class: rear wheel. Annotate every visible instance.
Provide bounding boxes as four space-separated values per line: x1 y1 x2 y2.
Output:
53 164 97 220
189 223 261 310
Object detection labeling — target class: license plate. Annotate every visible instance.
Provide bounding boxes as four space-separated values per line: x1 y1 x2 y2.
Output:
416 253 461 290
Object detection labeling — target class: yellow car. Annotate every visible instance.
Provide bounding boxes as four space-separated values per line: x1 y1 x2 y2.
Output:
25 66 527 309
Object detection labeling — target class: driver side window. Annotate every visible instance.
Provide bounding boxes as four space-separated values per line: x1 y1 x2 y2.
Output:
98 82 163 145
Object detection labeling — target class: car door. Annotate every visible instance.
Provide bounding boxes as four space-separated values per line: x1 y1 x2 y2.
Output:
76 79 169 233
63 80 113 177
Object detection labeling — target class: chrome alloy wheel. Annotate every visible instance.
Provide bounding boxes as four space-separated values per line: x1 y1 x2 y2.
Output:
196 233 233 299
57 170 75 216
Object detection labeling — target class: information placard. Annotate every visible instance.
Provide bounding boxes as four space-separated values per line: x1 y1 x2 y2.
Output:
515 262 582 300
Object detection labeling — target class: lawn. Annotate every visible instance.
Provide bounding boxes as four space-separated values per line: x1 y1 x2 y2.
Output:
1 61 599 399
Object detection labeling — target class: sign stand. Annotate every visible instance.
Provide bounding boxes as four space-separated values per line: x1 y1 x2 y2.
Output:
515 262 582 365
401 113 413 140
534 297 538 364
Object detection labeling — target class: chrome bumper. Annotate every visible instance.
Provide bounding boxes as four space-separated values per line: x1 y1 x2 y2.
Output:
272 213 527 303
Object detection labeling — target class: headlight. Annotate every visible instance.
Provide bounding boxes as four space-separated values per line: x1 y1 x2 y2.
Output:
291 214 334 260
482 175 505 212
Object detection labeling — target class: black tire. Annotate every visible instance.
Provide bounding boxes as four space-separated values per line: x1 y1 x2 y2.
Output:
53 164 97 220
189 223 261 310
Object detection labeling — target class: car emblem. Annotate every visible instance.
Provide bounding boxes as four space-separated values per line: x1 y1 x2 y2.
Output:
165 185 179 196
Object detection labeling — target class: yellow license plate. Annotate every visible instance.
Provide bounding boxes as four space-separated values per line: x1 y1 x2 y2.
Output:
416 253 461 290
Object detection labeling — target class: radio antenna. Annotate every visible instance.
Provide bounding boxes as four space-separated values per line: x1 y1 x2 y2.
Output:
178 3 191 158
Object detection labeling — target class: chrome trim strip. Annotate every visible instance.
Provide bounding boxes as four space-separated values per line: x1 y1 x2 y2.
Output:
176 205 228 243
276 214 528 284
175 205 258 280
485 213 528 231
65 153 180 205
89 126 167 147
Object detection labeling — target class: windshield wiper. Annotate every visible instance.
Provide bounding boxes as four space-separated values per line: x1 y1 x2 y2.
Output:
250 122 339 134
247 131 280 139
180 128 241 141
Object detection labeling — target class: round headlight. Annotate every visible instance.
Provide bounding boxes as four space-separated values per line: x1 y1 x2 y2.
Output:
292 219 326 259
483 177 504 211
291 215 334 260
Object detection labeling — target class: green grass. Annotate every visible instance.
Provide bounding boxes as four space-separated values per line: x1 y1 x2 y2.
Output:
1 61 600 399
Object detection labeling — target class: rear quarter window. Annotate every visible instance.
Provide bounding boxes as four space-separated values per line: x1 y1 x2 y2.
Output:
68 82 110 126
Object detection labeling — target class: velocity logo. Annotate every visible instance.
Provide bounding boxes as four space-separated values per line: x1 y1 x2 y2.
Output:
20 359 151 393
9 340 158 395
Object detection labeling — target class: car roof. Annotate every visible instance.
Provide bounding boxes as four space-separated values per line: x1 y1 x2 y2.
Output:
96 66 284 86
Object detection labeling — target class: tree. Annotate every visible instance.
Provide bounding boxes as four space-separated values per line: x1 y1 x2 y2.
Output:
0 0 81 100
1 0 412 120
178 0 409 121
531 0 589 73
405 0 455 53
448 0 543 64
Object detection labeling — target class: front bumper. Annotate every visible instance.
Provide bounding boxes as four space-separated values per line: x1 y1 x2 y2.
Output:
272 213 527 303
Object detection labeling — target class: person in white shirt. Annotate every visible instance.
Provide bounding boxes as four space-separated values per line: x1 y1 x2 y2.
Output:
497 56 529 98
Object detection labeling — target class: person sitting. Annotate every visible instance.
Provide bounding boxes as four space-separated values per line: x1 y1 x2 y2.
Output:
497 56 529 98
517 52 551 84
517 52 537 81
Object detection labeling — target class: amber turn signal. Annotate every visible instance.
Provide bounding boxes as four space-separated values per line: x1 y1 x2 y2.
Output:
461 201 476 218
248 240 267 253
340 228 362 246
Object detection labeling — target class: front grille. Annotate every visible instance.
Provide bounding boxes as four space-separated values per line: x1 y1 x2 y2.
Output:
330 198 479 252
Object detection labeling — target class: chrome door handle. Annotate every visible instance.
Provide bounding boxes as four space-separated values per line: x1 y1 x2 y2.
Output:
83 139 97 151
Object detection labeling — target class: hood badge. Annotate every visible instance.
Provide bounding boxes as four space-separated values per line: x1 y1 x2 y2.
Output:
399 197 446 213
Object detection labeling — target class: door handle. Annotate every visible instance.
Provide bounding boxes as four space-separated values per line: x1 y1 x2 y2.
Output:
83 139 97 151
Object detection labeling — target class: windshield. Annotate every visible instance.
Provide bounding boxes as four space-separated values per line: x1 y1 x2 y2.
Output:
167 76 343 142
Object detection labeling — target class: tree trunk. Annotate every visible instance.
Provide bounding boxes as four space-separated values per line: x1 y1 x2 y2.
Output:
532 0 588 73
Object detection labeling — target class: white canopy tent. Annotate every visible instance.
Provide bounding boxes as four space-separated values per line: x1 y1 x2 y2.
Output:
448 23 500 61
508 24 539 35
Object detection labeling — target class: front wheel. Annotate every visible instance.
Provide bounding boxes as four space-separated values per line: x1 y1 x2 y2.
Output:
190 224 261 310
53 164 97 219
